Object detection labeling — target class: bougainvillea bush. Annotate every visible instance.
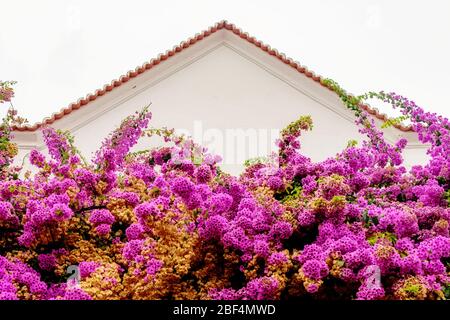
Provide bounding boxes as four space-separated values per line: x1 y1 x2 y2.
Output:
0 79 449 300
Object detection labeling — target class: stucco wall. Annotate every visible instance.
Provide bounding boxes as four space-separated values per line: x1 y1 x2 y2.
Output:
12 32 429 175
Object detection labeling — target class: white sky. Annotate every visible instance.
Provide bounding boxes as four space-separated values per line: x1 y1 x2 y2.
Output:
1 0 449 124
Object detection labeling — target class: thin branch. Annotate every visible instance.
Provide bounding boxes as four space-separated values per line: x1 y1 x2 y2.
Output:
74 205 107 215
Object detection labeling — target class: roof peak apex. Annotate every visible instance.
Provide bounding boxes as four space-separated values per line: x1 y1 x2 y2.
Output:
12 20 413 133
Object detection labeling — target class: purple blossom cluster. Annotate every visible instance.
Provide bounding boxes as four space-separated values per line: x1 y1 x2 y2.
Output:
18 194 74 247
0 256 47 300
89 209 115 236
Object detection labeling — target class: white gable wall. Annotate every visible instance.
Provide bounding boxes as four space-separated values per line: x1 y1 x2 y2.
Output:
12 30 429 175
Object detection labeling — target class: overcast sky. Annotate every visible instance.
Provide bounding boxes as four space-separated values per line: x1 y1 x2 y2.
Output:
1 0 449 124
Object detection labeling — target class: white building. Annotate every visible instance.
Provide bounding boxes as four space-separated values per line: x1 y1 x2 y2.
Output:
12 21 428 175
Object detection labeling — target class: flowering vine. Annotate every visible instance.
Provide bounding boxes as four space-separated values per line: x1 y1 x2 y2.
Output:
0 78 449 301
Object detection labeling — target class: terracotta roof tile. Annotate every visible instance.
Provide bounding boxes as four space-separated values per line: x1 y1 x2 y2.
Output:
12 20 413 132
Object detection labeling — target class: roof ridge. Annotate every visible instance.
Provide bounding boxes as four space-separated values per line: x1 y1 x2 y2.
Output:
12 20 413 132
